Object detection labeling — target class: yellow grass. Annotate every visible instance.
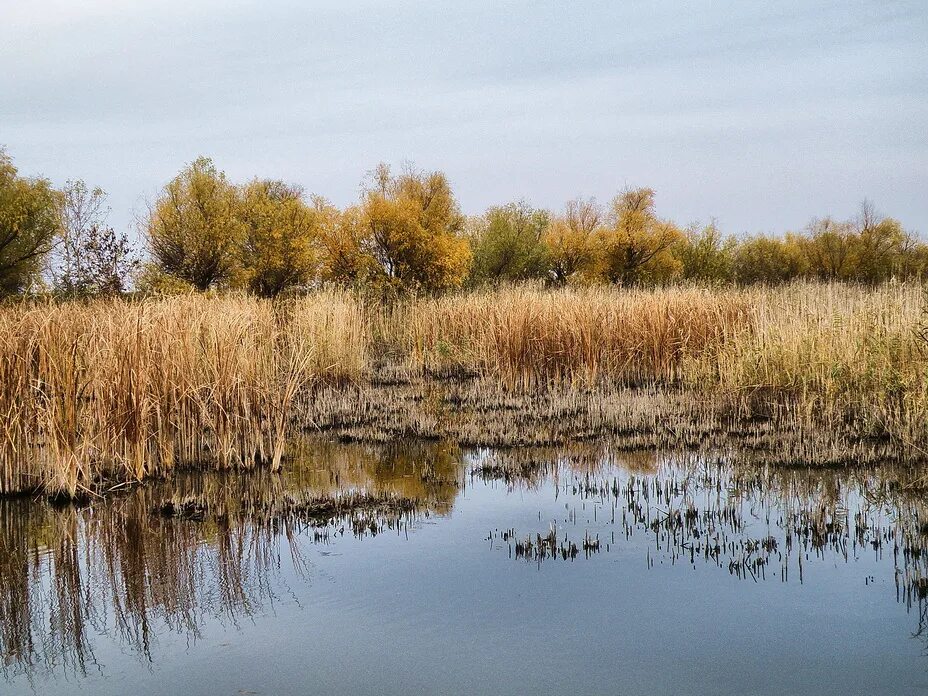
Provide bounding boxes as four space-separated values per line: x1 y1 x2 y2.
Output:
700 282 928 444
0 290 366 496
1 282 926 496
401 284 750 387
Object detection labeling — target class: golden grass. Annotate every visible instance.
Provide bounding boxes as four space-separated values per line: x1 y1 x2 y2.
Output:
699 282 928 445
0 290 366 496
400 284 750 387
1 282 926 496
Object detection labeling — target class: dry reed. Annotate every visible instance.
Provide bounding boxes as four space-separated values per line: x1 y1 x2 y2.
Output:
1 282 926 497
400 284 750 387
0 290 366 496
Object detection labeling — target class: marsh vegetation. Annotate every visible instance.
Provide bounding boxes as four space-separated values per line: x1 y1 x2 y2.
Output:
3 149 927 496
1 282 926 496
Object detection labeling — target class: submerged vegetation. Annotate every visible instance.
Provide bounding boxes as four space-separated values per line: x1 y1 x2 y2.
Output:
0 282 926 496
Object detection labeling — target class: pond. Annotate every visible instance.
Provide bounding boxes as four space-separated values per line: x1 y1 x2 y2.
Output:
2 440 927 695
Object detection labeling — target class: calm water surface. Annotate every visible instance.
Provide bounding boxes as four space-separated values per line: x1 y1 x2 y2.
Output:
2 441 928 695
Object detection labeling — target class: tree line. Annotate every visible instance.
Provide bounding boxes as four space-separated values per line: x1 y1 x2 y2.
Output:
1 148 925 298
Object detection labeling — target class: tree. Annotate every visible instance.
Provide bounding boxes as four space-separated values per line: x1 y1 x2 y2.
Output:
146 157 242 291
318 201 378 286
800 217 856 281
675 221 735 282
890 229 928 280
469 202 549 284
0 149 61 296
54 180 138 295
732 234 806 284
238 179 321 297
851 200 906 283
543 197 602 285
360 164 471 291
599 188 682 285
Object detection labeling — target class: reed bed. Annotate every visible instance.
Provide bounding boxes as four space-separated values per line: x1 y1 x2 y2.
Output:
0 290 366 496
698 282 928 446
1 282 926 497
400 285 750 388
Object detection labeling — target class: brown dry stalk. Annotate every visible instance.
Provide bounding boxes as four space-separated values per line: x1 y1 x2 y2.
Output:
1 282 925 497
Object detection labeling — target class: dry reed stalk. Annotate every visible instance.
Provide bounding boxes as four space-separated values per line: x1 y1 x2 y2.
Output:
695 282 928 443
2 282 927 497
0 290 368 496
400 285 750 388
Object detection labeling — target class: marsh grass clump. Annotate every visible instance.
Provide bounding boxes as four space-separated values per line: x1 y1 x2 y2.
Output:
0 290 367 496
400 284 750 388
694 283 928 446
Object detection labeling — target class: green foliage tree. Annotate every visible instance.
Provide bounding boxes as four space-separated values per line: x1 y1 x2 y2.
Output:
0 149 61 295
238 179 321 297
800 217 856 280
469 202 549 284
675 221 736 282
732 234 807 284
846 201 909 283
146 157 242 291
893 231 928 279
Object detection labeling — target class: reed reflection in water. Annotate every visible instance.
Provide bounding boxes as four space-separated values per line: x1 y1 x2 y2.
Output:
0 440 463 681
2 438 928 691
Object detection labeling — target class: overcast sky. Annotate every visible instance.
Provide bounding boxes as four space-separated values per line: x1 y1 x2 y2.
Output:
2 0 926 235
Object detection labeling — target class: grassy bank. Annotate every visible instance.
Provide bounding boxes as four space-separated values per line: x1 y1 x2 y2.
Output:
1 282 926 496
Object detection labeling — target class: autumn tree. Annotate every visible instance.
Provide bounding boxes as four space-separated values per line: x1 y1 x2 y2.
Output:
238 179 321 297
469 201 549 284
146 157 242 291
674 221 736 283
799 217 857 281
0 149 61 295
318 201 378 286
360 164 471 291
892 231 928 279
543 197 603 285
732 234 807 284
599 188 682 285
850 200 907 283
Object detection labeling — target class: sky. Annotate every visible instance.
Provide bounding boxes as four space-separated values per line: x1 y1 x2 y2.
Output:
2 0 926 236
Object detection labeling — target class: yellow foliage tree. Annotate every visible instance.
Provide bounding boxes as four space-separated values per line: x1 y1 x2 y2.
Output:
318 201 379 285
599 188 682 285
733 233 807 284
0 149 61 295
674 221 736 283
543 197 603 285
799 217 856 280
146 157 242 291
360 164 471 291
238 179 321 297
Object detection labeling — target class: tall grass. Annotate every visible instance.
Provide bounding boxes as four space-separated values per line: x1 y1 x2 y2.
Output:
401 285 750 388
0 282 926 496
0 290 366 496
699 282 928 445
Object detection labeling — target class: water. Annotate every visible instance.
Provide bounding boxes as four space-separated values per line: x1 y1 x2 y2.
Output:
3 440 928 695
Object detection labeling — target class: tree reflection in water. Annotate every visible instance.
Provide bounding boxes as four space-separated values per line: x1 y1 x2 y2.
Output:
0 440 464 680
3 438 928 681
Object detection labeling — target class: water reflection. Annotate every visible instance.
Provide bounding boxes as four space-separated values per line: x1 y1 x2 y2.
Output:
3 439 928 687
0 440 462 682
